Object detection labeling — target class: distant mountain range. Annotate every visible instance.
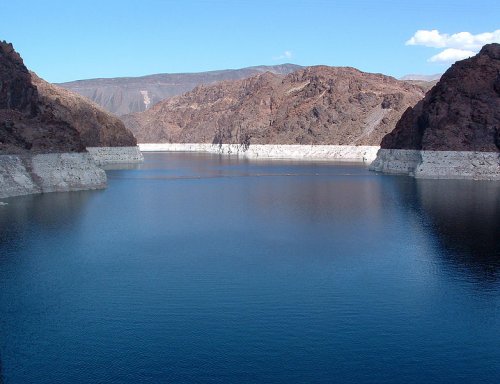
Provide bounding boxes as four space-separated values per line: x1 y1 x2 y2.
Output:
58 64 302 116
400 73 442 81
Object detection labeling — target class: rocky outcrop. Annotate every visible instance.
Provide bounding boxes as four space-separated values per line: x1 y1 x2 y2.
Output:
32 73 137 147
0 41 84 155
0 153 106 198
372 43 500 180
370 149 500 180
58 64 302 115
0 41 108 198
382 44 500 152
123 66 425 146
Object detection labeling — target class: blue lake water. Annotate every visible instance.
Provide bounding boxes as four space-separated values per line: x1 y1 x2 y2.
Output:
0 152 499 383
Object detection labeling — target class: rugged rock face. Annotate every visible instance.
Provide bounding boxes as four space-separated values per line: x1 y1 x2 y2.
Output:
32 73 137 147
123 66 425 145
0 153 106 199
0 41 107 198
58 64 302 115
0 41 84 154
1 39 137 155
381 44 500 152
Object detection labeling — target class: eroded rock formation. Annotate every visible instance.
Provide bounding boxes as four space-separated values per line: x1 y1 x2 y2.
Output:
372 44 500 180
123 66 425 146
0 41 84 154
32 73 137 147
381 44 500 152
0 41 106 197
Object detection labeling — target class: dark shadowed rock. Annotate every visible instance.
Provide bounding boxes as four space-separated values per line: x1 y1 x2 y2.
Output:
382 43 500 152
0 41 37 115
123 66 425 145
0 41 84 154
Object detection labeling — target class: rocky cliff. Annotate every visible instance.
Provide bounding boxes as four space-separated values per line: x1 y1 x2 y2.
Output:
382 44 500 152
58 64 302 115
123 66 425 146
32 73 137 147
0 41 84 155
371 44 500 180
0 41 106 198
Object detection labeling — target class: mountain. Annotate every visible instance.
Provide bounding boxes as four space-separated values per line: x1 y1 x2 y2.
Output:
32 73 136 147
1 40 106 198
58 64 302 116
382 44 500 152
122 66 425 146
371 44 500 180
0 41 84 154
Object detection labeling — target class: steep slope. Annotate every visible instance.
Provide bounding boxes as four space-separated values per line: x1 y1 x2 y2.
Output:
0 41 84 155
371 43 500 180
32 73 137 147
58 64 302 115
0 41 105 198
123 66 425 146
382 44 500 152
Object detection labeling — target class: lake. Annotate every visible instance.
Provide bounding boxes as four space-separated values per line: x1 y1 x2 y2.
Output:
0 152 499 383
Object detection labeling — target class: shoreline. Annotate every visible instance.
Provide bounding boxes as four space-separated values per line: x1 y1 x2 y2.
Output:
0 146 143 200
0 153 107 199
86 146 144 165
371 149 500 180
138 143 380 163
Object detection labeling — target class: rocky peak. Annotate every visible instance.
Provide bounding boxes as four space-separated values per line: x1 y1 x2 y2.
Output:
381 43 500 152
0 41 38 115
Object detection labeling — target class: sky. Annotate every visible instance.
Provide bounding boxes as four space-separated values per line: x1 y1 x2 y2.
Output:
1 0 499 83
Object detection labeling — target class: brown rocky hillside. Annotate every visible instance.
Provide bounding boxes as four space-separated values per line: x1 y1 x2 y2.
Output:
123 66 425 146
1 41 137 155
0 41 84 154
381 43 500 152
32 73 137 147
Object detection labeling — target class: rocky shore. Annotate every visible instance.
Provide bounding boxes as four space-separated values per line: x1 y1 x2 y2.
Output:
370 149 500 180
0 41 142 199
372 44 500 180
0 153 106 199
139 143 380 162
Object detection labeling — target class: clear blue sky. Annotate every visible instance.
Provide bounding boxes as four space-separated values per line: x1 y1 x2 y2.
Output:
1 0 499 83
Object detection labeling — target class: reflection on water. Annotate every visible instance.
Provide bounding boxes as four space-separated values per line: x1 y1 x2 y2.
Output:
0 190 98 249
0 152 499 384
417 179 500 258
390 177 500 281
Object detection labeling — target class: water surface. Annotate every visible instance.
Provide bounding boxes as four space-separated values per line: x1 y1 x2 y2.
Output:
0 152 499 383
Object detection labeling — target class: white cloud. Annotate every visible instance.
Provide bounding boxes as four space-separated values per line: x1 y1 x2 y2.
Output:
273 50 293 60
428 48 476 63
406 29 500 65
406 29 500 50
